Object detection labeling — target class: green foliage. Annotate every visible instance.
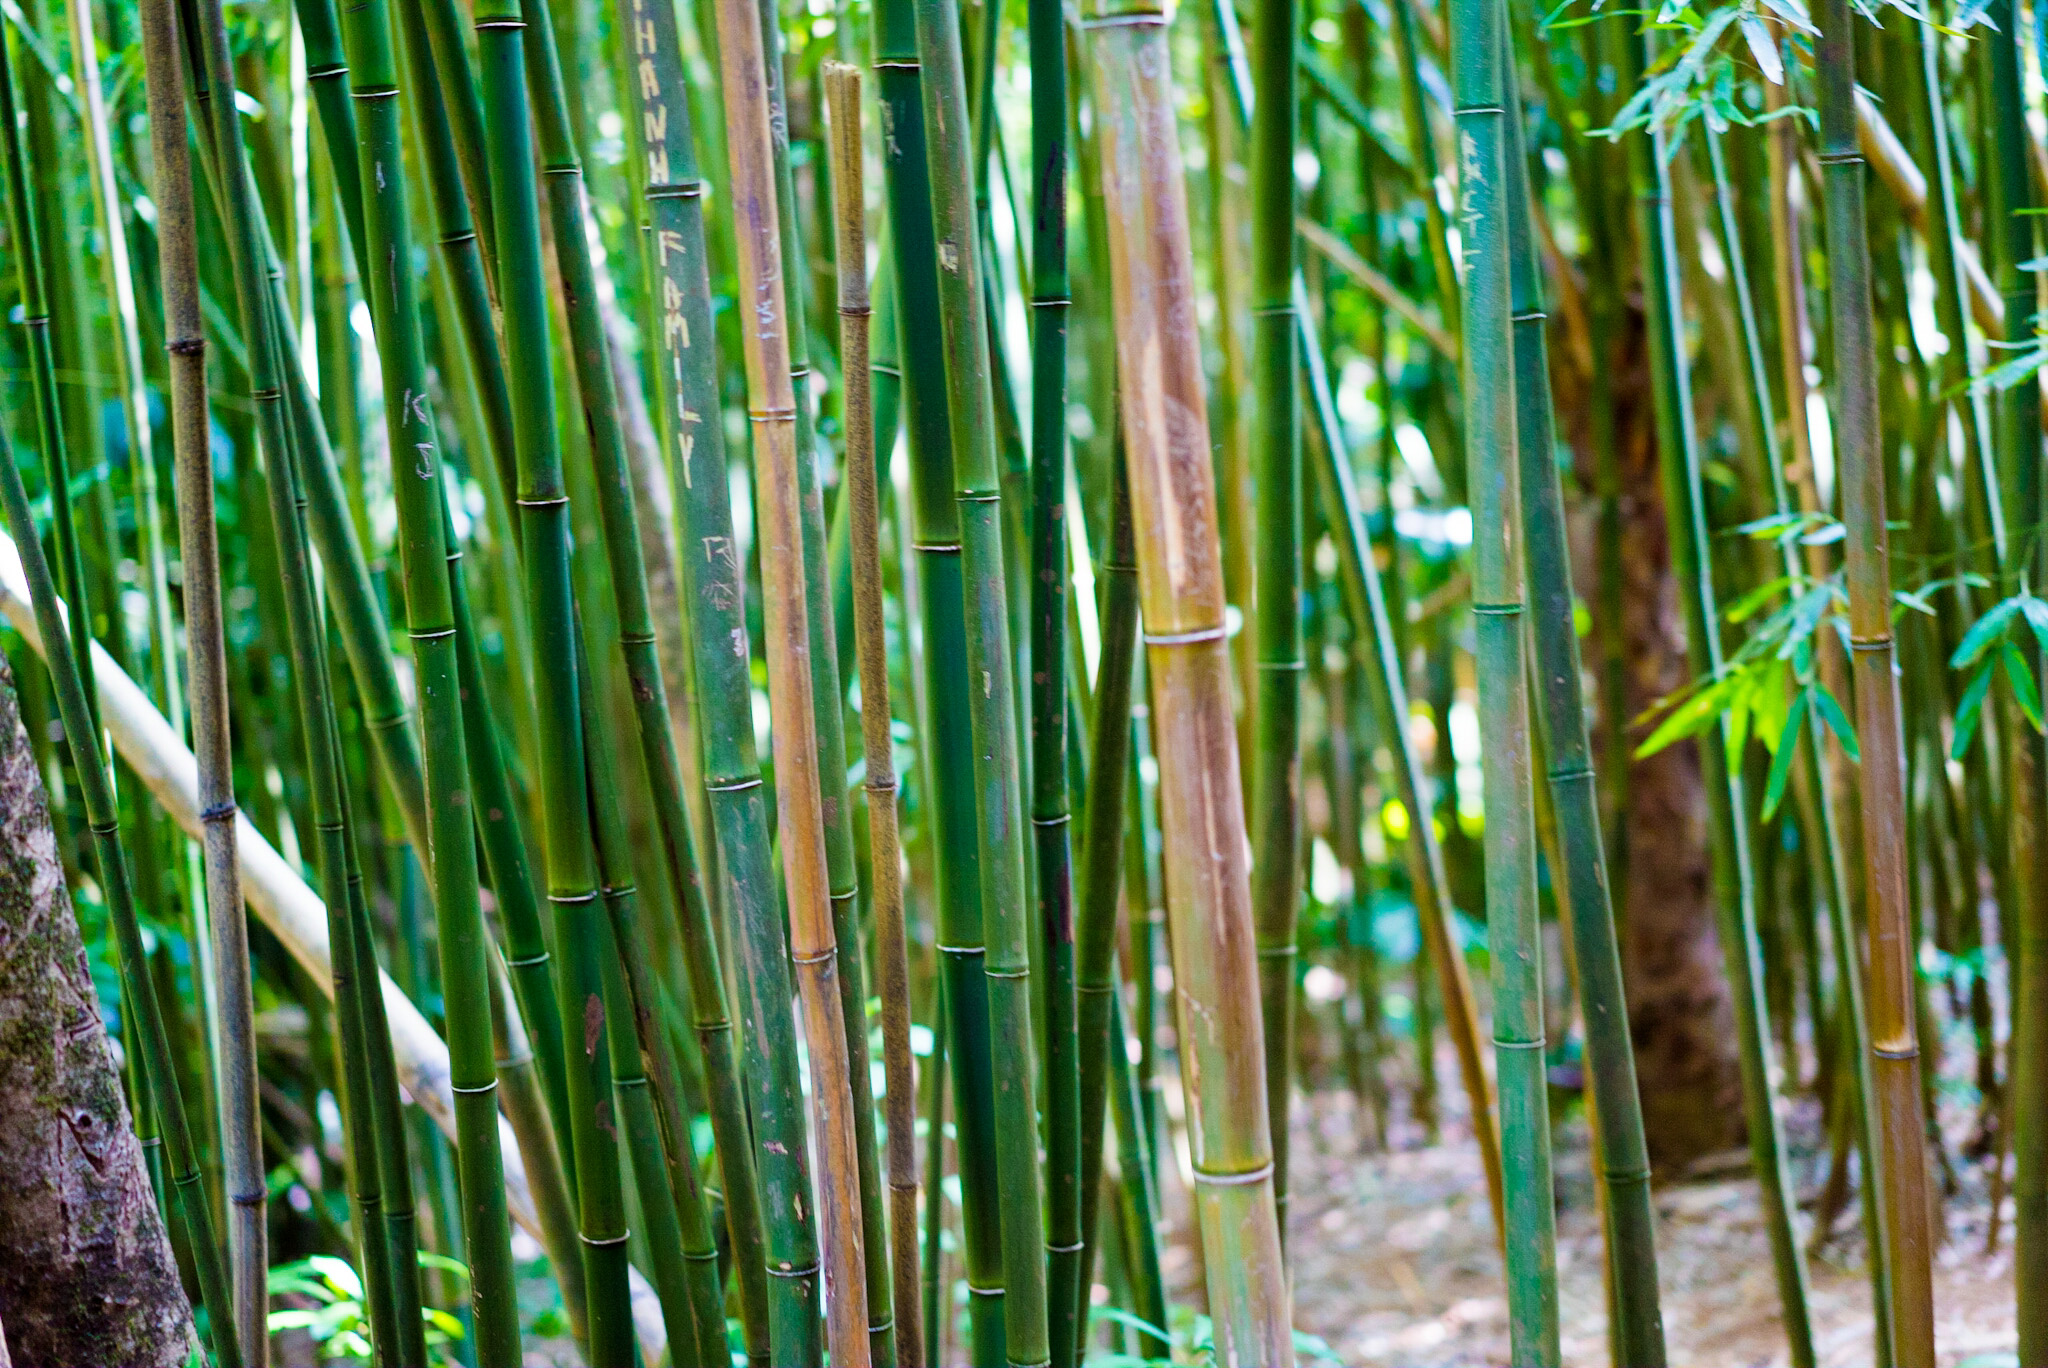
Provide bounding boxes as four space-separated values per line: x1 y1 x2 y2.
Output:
266 1255 467 1365
1947 590 2048 757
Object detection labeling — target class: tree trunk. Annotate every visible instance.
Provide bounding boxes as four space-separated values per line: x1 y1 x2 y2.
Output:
1565 310 1743 1169
0 657 191 1364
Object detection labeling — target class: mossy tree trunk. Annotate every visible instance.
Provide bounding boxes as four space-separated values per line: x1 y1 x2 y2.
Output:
0 658 192 1366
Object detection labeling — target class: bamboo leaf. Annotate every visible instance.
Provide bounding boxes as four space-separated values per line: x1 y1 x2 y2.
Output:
2004 641 2044 731
1740 13 1784 81
1761 689 1809 820
1952 662 1995 759
1812 684 1861 761
1951 596 2022 668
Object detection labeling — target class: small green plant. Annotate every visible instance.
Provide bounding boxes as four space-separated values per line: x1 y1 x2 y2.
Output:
266 1254 468 1365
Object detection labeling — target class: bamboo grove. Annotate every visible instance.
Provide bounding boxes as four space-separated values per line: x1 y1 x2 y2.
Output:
0 0 2044 1354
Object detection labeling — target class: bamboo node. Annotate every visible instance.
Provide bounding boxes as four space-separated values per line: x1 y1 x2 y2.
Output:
1046 1241 1085 1254
579 1231 632 1248
229 1188 267 1208
706 776 764 793
1031 813 1072 828
911 540 963 553
1193 1161 1274 1186
1257 945 1298 960
620 630 657 646
547 890 600 905
1143 625 1227 646
986 966 1031 980
958 491 1000 504
89 818 120 837
936 943 985 957
1816 150 1865 166
199 800 239 822
1512 309 1547 324
451 1081 500 1095
508 951 552 969
307 62 349 79
1256 659 1308 672
410 627 457 642
1548 764 1595 784
1081 12 1167 28
166 336 206 356
349 87 400 104
474 17 527 28
1029 295 1072 308
515 494 570 509
767 1261 822 1279
1469 602 1523 617
839 304 874 318
791 947 839 965
1873 1044 1921 1060
1492 1036 1547 1050
872 58 921 69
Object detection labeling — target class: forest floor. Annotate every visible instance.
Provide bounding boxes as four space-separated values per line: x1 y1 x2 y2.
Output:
1183 1077 2017 1368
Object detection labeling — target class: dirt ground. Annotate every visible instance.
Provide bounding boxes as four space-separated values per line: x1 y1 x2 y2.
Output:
1197 1086 2017 1368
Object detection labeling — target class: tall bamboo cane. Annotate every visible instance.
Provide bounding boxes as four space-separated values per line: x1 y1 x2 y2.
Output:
4 13 242 1367
709 2 871 1361
825 60 927 1368
912 0 1051 1361
872 0 1010 1354
322 0 528 1354
129 1 266 1355
1022 0 1084 1345
1817 0 1937 1358
1084 3 1291 1359
1248 0 1305 1240
608 0 777 1353
1616 21 1815 1364
1498 29 1659 1363
1449 0 1557 1357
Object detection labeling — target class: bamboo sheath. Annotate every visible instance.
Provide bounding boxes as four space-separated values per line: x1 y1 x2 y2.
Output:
825 61 929 1368
1084 7 1292 1361
1816 0 1937 1360
710 1 870 1361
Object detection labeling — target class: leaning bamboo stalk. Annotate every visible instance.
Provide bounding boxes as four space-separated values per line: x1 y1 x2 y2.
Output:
710 2 870 1361
1248 0 1305 1242
1499 30 1657 1363
913 0 1052 1360
1616 21 1816 1365
1300 303 1505 1239
826 63 924 1368
1813 0 1933 1360
1084 3 1291 1359
135 3 262 1354
0 31 238 1368
1450 0 1557 1356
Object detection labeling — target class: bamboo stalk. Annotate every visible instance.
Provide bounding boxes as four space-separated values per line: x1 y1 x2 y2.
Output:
825 60 927 1368
867 5 1009 1353
1616 20 1815 1364
1812 1 1934 1360
1084 3 1291 1357
709 1 871 1360
608 0 777 1354
133 0 264 1354
1249 0 1305 1245
911 0 1052 1360
1499 27 1659 1362
3 11 242 1366
1449 0 1557 1356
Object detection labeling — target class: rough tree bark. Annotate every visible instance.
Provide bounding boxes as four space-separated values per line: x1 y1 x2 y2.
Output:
1564 309 1744 1169
0 656 192 1364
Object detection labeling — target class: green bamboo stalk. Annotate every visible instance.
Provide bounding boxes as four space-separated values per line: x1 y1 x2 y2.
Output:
1616 20 1815 1365
1706 121 1891 1364
466 0 638 1354
1084 3 1290 1357
609 0 777 1354
1983 0 2046 1351
1817 0 1936 1358
709 1 870 1359
1105 987 1169 1363
126 0 264 1353
626 19 812 1362
1498 27 1658 1362
1019 0 1084 1346
1449 0 1557 1356
913 0 1051 1359
577 629 728 1368
872 0 1009 1352
826 61 928 1368
1248 0 1305 1243
1300 304 1505 1236
317 0 528 1354
1389 0 1458 344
